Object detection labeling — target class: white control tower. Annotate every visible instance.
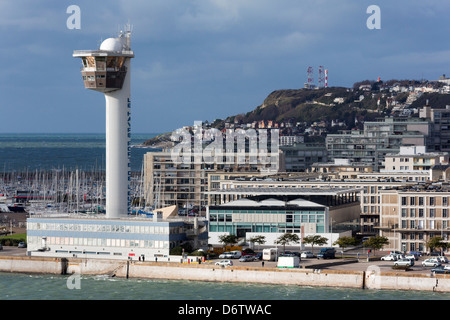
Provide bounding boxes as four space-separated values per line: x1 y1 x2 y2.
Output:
73 26 134 219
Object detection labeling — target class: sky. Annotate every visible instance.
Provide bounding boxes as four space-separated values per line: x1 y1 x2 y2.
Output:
1 0 450 134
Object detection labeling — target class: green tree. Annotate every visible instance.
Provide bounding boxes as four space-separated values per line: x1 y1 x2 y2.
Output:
427 236 447 254
363 236 389 255
275 233 300 253
302 235 328 254
333 236 357 251
249 235 266 251
218 234 238 249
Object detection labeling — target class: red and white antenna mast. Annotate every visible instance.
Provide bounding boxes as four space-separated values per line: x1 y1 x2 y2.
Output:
306 66 314 89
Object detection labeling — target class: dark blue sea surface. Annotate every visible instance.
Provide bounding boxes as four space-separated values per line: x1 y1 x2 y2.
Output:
0 133 159 172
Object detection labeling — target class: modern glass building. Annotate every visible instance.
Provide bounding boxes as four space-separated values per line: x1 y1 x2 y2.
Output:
207 188 360 246
208 198 327 237
27 215 207 260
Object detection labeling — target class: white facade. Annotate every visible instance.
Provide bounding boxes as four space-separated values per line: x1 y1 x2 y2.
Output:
26 216 189 260
104 57 132 218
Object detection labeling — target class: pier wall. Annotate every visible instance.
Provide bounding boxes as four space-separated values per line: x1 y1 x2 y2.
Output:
1 256 450 293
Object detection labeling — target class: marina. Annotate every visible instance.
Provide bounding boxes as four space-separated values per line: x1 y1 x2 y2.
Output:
0 133 159 216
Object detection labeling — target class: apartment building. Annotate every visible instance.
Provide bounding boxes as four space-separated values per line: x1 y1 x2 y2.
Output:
420 105 450 152
309 158 374 179
383 146 449 173
326 117 431 171
280 143 328 172
378 184 450 253
143 151 214 210
143 149 279 211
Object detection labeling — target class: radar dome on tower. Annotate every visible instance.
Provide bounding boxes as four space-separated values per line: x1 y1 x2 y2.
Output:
100 37 125 52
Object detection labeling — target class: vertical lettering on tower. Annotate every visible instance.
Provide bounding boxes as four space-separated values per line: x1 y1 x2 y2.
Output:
127 97 132 215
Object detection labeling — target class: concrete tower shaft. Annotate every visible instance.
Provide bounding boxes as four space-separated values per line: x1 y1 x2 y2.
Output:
73 28 134 219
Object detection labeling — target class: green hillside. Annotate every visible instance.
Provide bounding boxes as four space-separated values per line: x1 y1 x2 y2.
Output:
143 80 449 147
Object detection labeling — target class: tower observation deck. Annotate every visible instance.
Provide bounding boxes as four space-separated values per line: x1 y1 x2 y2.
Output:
73 30 134 93
73 26 134 219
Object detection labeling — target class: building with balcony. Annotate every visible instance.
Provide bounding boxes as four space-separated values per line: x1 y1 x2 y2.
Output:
383 146 449 174
326 117 432 171
378 184 450 253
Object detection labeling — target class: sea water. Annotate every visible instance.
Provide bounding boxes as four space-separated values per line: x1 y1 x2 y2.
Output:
0 272 449 300
0 133 158 173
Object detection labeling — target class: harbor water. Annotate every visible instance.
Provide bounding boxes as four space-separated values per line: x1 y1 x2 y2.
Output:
1 272 450 300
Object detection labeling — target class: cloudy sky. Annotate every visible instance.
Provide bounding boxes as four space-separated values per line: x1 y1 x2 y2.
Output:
1 0 450 134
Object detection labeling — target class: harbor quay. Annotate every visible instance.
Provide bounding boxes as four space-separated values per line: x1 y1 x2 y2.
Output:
1 249 450 293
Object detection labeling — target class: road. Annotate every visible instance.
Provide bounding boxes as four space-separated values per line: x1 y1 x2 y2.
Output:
218 253 444 275
0 246 445 276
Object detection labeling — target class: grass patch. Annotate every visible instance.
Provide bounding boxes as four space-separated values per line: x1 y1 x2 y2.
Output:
0 233 26 246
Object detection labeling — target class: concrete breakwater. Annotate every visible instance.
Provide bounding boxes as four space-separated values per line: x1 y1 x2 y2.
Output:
1 255 450 293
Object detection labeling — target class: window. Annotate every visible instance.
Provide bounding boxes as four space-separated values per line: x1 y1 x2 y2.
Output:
418 197 424 206
430 209 435 218
430 197 435 206
401 197 407 206
401 208 407 217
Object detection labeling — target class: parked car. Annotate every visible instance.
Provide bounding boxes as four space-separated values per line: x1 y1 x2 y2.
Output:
0 244 2 250
409 251 422 257
301 251 315 258
284 251 300 257
253 252 263 260
381 254 398 261
422 259 442 267
394 258 414 267
215 260 233 266
239 255 255 262
431 266 450 274
219 251 242 259
405 254 419 261
437 256 448 263
317 248 335 259
219 252 232 259
18 242 27 248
